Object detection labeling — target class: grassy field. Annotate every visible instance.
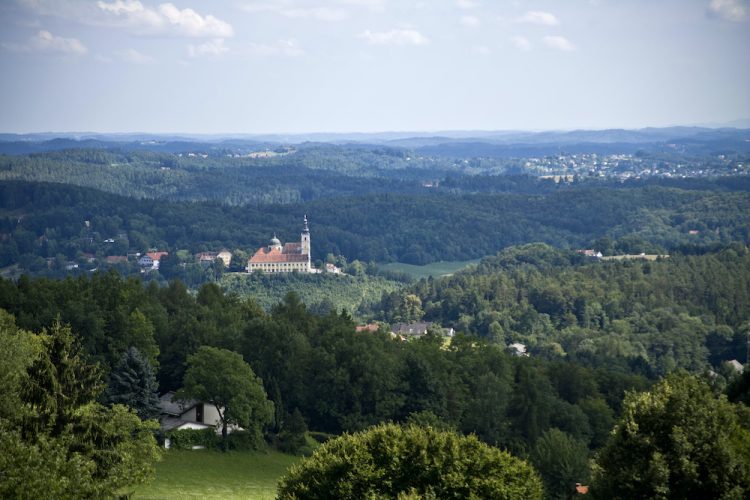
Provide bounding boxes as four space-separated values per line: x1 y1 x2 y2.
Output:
380 259 481 280
134 449 300 499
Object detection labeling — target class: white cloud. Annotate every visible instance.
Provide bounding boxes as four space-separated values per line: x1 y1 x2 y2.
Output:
96 1 234 37
542 35 575 51
707 0 748 21
358 29 429 46
158 3 234 37
517 11 560 26
2 30 88 55
241 0 385 19
118 47 156 63
245 39 304 57
188 38 228 58
460 15 480 27
509 35 531 51
33 30 88 54
456 0 479 9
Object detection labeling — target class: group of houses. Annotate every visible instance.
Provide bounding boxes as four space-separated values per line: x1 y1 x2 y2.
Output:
90 215 342 276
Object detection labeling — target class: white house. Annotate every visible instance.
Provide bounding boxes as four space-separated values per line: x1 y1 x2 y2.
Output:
159 391 240 448
508 343 529 357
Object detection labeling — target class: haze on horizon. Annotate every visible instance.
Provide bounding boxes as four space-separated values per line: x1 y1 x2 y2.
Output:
0 0 749 134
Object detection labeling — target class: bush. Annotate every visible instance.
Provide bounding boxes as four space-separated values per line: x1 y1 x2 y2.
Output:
166 428 218 450
227 430 265 451
277 423 544 499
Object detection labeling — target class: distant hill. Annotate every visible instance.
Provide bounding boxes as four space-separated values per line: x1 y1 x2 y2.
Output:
1 126 748 156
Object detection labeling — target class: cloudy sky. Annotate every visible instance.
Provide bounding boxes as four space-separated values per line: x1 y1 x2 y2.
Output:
0 0 748 133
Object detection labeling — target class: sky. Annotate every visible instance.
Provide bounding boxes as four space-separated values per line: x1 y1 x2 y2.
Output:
0 0 749 134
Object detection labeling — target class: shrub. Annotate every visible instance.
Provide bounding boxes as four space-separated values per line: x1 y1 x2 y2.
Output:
166 428 218 450
277 423 543 499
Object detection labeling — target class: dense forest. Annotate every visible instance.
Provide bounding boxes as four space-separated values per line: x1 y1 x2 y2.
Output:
0 271 651 452
2 139 750 496
378 244 750 377
2 178 749 275
1 257 748 496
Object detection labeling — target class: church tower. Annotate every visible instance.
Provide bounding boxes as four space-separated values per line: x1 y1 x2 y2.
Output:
301 215 311 267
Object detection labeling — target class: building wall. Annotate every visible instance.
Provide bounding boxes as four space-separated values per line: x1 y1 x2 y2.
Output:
181 403 223 428
247 260 311 273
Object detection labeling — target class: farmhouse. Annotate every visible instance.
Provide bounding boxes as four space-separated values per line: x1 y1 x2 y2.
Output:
138 251 168 270
247 216 312 273
159 391 240 447
196 249 232 267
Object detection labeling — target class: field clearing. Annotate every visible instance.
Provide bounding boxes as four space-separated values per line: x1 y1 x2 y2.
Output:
134 449 300 499
380 259 481 280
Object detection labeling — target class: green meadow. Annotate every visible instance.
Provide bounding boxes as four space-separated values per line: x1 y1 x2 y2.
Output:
134 450 300 500
380 259 480 280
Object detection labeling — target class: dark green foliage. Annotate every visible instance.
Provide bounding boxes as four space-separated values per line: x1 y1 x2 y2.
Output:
277 408 309 454
176 346 274 450
592 373 750 499
0 312 160 497
165 428 218 450
2 177 750 276
727 368 750 406
531 428 590 500
106 346 161 420
277 423 544 499
403 243 750 377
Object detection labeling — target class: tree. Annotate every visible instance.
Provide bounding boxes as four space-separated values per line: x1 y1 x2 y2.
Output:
0 315 160 497
591 373 750 499
106 346 161 421
277 423 544 499
176 346 273 450
531 428 590 500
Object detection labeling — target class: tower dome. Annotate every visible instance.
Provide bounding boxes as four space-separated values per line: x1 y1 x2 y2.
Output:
269 234 282 249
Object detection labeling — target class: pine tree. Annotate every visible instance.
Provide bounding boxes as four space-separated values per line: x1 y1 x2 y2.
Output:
106 346 161 421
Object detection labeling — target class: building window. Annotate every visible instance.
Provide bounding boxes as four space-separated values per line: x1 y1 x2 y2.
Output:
195 403 204 423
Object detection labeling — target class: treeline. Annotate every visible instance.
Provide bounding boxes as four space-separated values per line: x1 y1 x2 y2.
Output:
378 244 750 377
2 180 749 274
0 271 651 457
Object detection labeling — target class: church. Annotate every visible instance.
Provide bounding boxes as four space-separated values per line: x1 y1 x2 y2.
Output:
246 216 312 273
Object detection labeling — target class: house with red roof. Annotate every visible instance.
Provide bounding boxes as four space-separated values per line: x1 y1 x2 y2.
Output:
139 251 168 270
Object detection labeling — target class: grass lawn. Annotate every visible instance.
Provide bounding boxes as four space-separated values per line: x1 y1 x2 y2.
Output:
134 449 301 499
380 259 481 280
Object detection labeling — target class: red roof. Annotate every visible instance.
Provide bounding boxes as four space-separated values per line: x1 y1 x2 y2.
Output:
146 251 169 261
249 247 308 264
575 484 589 495
356 324 380 333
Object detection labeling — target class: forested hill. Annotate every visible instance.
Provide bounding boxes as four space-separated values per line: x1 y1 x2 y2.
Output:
1 180 750 274
377 243 750 377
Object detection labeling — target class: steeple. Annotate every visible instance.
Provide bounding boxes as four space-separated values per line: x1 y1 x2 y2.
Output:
301 215 311 261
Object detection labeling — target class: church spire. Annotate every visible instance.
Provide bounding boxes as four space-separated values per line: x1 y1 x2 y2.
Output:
303 214 309 233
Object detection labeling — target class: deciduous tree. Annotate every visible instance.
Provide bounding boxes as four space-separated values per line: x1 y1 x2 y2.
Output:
176 346 273 450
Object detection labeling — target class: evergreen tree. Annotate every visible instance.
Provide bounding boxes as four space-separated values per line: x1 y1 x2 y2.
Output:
106 346 161 421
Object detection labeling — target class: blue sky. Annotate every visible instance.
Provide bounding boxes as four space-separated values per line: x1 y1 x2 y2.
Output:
1 0 748 133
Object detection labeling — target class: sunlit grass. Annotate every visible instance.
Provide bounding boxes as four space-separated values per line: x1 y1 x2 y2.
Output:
134 449 300 499
380 259 480 280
